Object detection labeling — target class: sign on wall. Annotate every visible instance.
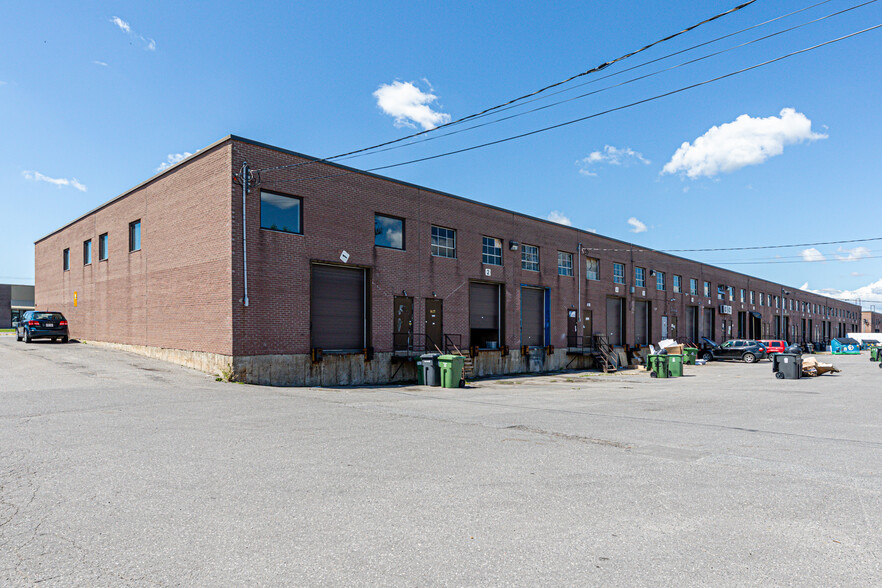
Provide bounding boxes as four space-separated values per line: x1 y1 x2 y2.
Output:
74 291 78 307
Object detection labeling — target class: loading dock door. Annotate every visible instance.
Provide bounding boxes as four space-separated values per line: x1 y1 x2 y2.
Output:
311 264 366 350
470 283 502 349
634 300 651 346
521 287 544 347
702 307 715 340
606 297 624 346
686 307 699 343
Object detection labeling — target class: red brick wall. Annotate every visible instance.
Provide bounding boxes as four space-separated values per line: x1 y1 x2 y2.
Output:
34 143 234 355
230 138 860 356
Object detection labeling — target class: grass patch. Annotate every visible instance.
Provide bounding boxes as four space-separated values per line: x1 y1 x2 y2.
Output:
0 328 14 333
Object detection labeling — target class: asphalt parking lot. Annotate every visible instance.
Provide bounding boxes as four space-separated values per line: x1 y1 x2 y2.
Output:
1 336 880 586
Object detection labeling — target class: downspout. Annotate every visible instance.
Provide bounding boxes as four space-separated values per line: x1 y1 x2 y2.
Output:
577 241 582 338
241 161 250 307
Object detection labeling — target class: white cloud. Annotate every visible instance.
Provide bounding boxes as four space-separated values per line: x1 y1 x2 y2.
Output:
800 248 826 262
835 246 870 262
662 108 826 178
22 170 87 192
373 80 451 130
852 272 864 277
93 60 108 67
801 278 882 310
577 145 649 176
627 217 647 233
546 211 572 226
156 152 193 172
109 16 156 51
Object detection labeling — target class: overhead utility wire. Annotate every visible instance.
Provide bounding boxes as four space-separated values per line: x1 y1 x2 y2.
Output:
254 0 759 173
581 237 882 254
261 24 882 185
709 255 882 265
334 0 876 162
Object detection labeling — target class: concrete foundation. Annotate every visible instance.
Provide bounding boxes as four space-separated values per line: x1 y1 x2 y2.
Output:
82 340 233 377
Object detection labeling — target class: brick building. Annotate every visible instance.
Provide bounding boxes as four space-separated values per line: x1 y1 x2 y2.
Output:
34 136 861 385
862 310 882 333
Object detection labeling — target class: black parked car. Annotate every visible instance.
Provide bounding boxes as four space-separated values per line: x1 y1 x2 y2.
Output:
699 338 767 363
14 311 69 343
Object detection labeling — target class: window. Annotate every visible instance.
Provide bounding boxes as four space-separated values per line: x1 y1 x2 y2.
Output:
375 214 404 250
431 226 456 258
557 251 573 276
750 291 755 305
613 263 625 284
704 281 711 297
482 236 503 265
673 275 681 293
759 293 765 306
775 296 780 309
728 286 734 300
260 190 302 234
656 271 665 291
83 240 92 265
98 233 108 261
63 248 70 271
586 257 599 281
129 220 141 252
635 267 646 288
717 285 725 300
689 278 698 296
740 289 745 303
521 244 539 272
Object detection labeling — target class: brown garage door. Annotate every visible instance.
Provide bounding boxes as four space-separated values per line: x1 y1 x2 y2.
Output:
521 287 544 346
311 264 365 350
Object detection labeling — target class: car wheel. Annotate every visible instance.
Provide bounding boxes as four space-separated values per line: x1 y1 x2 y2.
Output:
16 330 22 342
24 330 31 343
701 351 713 362
650 371 658 378
775 371 785 379
743 353 756 364
61 336 68 344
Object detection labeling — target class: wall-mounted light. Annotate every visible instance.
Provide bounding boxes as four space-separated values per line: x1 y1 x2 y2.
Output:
509 240 519 251
649 270 656 276
402 290 407 296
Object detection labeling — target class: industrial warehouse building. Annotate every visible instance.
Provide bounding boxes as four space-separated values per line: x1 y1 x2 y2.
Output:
863 310 882 333
1 284 35 329
35 136 861 385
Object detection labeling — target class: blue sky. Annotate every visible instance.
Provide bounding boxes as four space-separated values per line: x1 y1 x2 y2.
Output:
3 1 882 307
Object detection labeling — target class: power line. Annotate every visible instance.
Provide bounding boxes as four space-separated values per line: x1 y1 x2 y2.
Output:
710 254 882 265
254 0 759 174
336 0 866 163
260 23 882 186
580 237 882 254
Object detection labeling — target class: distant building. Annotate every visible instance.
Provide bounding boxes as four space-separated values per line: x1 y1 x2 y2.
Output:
862 310 882 333
1 284 35 328
34 136 863 385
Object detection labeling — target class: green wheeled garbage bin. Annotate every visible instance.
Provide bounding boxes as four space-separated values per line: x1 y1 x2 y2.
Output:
870 347 879 362
683 347 698 365
421 353 441 386
648 354 670 378
772 353 802 379
438 354 465 388
666 354 684 377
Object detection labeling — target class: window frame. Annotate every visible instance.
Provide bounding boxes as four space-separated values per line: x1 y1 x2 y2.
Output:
83 239 92 266
129 220 141 252
704 281 711 297
635 267 646 288
521 244 539 272
656 271 666 291
613 263 625 285
63 248 70 271
673 275 681 293
482 236 503 266
98 233 108 261
689 278 698 296
260 190 303 235
557 251 574 277
430 225 456 259
374 213 405 251
586 257 600 281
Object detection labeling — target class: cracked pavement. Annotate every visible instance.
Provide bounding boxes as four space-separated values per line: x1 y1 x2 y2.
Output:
1 336 881 586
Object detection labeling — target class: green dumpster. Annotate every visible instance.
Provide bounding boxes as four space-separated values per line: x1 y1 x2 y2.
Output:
666 354 684 377
683 347 698 365
648 354 670 378
438 354 465 388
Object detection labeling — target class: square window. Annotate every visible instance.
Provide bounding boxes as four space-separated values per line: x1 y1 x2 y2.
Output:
482 236 503 265
635 267 646 288
63 248 70 271
260 190 302 234
586 257 599 281
99 233 108 261
129 220 141 252
656 271 665 291
673 275 681 293
431 226 456 258
557 251 573 277
613 263 625 285
521 244 539 272
83 239 92 265
375 214 404 250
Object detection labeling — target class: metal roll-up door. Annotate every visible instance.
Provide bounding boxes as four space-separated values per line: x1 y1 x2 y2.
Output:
311 264 365 350
521 287 544 346
470 283 499 329
635 300 650 346
606 297 623 346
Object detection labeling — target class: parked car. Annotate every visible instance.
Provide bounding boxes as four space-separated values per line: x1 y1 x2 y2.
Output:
759 340 787 354
699 338 767 363
14 311 69 343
